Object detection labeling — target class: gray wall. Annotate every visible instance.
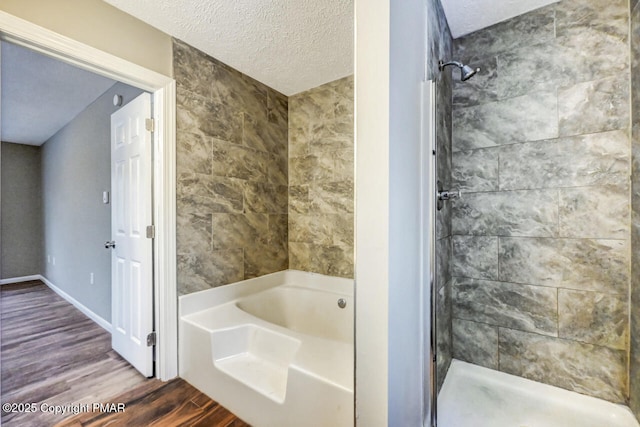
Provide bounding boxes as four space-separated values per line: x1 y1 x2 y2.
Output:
630 0 640 418
174 39 289 296
288 75 354 278
450 0 630 403
42 82 143 322
1 142 43 279
427 0 454 394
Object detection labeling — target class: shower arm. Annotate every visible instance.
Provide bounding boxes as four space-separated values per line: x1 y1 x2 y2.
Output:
439 60 463 70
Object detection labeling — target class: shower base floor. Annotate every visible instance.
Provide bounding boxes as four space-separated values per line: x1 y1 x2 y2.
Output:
438 359 639 427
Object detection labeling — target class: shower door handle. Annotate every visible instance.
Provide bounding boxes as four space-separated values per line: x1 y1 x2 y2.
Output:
437 190 461 201
436 180 461 211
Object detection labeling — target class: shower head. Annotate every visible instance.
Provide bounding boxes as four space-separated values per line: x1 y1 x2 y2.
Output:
439 60 480 81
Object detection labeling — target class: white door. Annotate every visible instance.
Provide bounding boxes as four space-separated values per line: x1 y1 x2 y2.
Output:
110 92 154 377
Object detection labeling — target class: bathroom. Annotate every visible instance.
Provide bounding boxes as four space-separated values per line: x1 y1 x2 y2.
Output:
176 0 640 424
174 0 640 425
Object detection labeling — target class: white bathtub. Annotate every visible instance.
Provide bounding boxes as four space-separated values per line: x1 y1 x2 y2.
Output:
179 270 354 427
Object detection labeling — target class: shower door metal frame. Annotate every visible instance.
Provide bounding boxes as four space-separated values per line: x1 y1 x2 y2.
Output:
421 79 438 427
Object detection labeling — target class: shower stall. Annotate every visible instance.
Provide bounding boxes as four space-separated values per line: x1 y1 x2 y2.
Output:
427 0 640 425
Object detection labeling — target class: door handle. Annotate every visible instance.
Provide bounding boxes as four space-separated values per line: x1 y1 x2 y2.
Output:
438 190 461 201
105 241 116 249
436 180 461 211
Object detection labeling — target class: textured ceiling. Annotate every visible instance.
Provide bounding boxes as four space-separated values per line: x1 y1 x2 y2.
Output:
1 41 116 145
102 0 354 96
100 0 560 94
440 0 560 38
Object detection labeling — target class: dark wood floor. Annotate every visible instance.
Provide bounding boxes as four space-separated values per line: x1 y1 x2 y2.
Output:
1 281 248 427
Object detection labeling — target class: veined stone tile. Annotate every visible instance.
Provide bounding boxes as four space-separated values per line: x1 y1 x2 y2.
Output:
436 200 452 240
436 237 452 290
556 31 629 86
176 205 212 254
243 182 288 214
177 173 243 214
267 88 288 127
558 289 628 350
288 125 310 158
289 242 311 272
211 213 269 251
177 249 244 295
332 148 354 181
289 213 335 246
268 151 288 187
499 237 629 294
267 214 288 245
289 213 353 247
558 75 630 137
289 242 354 278
309 180 354 214
452 319 499 369
452 91 558 152
288 185 309 215
451 148 499 192
499 130 630 191
498 328 627 403
200 58 267 123
437 281 453 392
176 87 242 145
211 138 271 182
437 132 452 189
452 277 558 336
288 154 333 185
243 112 286 155
175 39 290 294
635 126 640 209
631 207 640 414
451 189 558 237
495 42 560 101
177 132 212 175
237 73 269 121
454 5 555 62
556 0 628 41
173 39 215 99
309 243 354 278
244 242 288 279
452 56 500 108
308 117 353 154
559 185 629 240
451 235 499 280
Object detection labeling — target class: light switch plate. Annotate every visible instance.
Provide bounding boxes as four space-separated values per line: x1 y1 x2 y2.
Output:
103 191 110 204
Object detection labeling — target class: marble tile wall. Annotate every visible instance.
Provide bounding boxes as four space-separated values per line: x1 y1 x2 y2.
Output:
288 76 354 278
174 39 289 295
450 0 631 404
630 0 640 419
427 0 454 394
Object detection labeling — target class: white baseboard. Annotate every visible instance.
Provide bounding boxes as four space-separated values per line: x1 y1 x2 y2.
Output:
0 275 42 285
39 276 112 333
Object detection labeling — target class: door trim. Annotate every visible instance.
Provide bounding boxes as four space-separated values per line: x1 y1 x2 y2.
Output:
0 11 178 381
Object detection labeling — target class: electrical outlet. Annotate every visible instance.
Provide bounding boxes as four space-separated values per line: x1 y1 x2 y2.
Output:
52 257 56 266
90 273 94 285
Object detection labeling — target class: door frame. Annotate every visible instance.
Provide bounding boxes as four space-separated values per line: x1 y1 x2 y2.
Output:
0 11 178 380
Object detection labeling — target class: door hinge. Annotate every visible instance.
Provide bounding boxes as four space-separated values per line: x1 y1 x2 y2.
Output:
146 331 157 347
146 225 155 239
145 118 155 132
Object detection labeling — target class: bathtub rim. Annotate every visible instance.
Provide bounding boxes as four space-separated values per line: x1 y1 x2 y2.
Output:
179 269 354 318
